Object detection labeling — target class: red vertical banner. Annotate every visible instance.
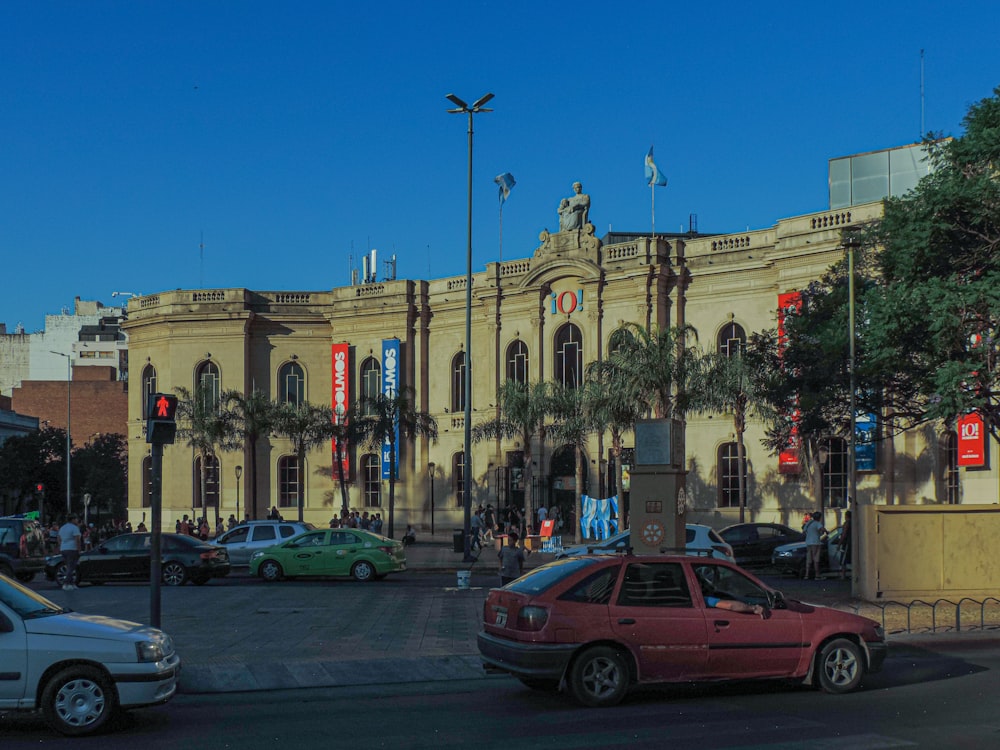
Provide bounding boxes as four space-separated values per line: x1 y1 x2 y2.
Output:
777 292 802 474
957 412 985 467
331 343 350 478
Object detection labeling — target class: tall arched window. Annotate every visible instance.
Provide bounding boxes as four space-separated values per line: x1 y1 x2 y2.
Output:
451 352 466 412
360 357 380 416
141 455 152 508
278 456 299 508
608 326 634 354
718 322 746 357
278 361 305 405
820 437 849 509
196 360 221 410
453 452 466 508
718 442 746 508
193 455 220 511
554 323 583 388
362 454 381 506
506 340 529 384
141 365 157 419
944 431 959 504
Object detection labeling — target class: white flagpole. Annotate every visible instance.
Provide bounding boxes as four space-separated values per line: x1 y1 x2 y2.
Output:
499 201 504 263
651 182 656 239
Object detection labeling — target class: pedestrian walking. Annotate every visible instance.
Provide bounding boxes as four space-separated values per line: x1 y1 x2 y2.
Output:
498 532 525 586
802 511 826 580
838 511 852 580
59 513 82 590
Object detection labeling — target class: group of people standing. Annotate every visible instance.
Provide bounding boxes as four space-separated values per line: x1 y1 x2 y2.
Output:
329 510 384 534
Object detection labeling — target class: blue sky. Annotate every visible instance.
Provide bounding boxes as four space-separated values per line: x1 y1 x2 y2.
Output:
2 1 998 332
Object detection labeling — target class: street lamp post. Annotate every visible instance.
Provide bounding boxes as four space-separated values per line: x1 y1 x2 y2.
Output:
843 231 861 596
235 465 243 518
428 462 436 536
49 351 72 515
447 91 493 562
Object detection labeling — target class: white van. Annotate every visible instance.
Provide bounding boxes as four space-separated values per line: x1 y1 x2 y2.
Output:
0 573 180 736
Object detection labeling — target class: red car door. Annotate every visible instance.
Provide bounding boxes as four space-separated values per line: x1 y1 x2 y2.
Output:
609 561 710 682
691 562 804 678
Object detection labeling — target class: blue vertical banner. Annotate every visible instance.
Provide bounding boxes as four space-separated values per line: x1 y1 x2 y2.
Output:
855 412 877 472
381 338 400 480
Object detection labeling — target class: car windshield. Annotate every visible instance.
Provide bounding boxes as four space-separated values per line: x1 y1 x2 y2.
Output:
0 576 70 619
505 557 605 595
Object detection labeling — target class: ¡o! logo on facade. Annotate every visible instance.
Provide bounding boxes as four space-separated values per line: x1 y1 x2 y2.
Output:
551 290 584 315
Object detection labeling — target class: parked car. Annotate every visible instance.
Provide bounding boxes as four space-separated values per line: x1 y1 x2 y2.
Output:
45 532 230 586
556 524 735 562
0 572 181 735
478 553 886 707
0 515 47 582
249 527 406 582
213 520 316 566
720 522 804 567
771 527 848 577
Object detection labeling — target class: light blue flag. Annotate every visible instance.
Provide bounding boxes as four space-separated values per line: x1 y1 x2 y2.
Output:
495 172 516 205
645 147 667 187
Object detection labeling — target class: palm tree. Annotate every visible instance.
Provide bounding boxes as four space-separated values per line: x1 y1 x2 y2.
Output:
603 323 700 419
272 401 338 523
176 384 235 524
222 388 277 520
355 386 437 539
583 359 645 526
330 403 365 519
471 380 551 529
690 343 780 522
547 380 599 544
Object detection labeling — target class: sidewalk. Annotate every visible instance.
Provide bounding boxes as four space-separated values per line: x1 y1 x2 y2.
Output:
40 533 990 696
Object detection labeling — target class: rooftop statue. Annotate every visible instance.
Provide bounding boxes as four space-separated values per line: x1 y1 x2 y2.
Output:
558 181 590 232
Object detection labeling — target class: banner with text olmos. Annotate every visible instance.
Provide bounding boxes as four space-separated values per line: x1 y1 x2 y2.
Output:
628 419 687 554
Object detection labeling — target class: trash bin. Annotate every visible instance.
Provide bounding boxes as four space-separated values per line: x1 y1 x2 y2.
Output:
453 529 465 553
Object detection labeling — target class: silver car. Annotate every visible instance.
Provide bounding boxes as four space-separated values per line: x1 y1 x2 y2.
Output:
213 521 315 565
556 523 735 562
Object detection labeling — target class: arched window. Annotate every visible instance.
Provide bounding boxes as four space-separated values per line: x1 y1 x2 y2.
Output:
451 352 467 412
820 437 849 509
453 452 465 508
944 430 959 504
141 455 152 508
278 361 305 405
608 326 634 355
278 456 299 508
360 357 380 416
362 454 381 506
141 365 157 419
193 455 220 511
718 442 746 508
506 340 529 384
554 323 583 388
196 360 221 410
718 322 746 357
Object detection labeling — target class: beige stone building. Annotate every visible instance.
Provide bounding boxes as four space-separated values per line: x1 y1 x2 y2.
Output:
122 185 978 535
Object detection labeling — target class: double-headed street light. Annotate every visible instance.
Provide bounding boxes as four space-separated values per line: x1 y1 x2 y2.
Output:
446 92 493 562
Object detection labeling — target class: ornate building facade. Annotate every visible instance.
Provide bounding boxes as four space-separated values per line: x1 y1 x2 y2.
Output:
122 188 974 533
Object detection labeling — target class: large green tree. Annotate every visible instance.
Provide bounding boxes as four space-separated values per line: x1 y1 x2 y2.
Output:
0 427 67 520
72 433 128 521
870 86 1000 436
354 386 437 539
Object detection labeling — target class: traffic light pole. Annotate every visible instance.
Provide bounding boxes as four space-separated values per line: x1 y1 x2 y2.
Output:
150 442 163 628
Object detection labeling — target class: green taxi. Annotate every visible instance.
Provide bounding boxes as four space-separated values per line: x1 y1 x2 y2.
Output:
249 528 406 582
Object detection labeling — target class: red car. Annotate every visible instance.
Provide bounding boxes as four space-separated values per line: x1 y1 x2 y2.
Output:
478 554 886 707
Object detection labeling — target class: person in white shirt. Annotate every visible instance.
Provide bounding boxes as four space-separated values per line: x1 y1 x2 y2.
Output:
58 514 82 590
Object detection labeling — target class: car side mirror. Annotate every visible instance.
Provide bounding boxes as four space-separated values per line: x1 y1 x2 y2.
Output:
769 590 787 610
0 613 14 633
99 545 109 554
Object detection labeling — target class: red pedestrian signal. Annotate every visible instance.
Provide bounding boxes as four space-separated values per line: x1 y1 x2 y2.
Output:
146 392 179 444
35 483 45 493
